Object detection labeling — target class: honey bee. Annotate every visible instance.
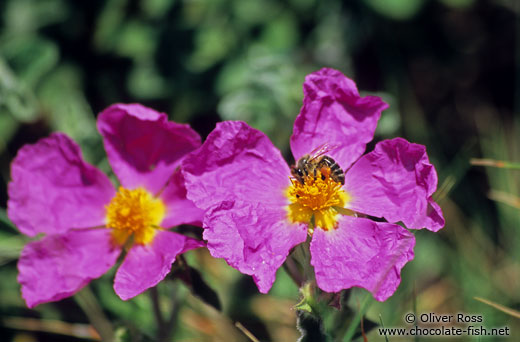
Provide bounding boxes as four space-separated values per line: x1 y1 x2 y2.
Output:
291 143 345 185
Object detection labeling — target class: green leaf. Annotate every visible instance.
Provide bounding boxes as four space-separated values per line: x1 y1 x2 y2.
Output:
1 35 59 87
127 63 168 99
295 282 318 314
0 57 39 122
342 293 373 342
37 65 102 163
113 325 155 342
216 55 305 150
0 207 18 233
0 112 19 154
260 13 299 52
373 92 401 137
188 24 237 71
0 234 25 266
139 0 176 18
94 271 156 336
363 0 425 20
113 326 133 342
0 209 25 266
3 0 68 32
93 0 128 51
232 0 281 25
379 315 390 342
115 21 157 60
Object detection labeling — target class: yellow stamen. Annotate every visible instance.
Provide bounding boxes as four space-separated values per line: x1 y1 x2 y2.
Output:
286 171 350 231
106 187 165 245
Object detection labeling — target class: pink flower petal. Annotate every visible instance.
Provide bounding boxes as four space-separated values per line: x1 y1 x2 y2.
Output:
182 121 291 210
203 201 307 293
182 236 206 253
18 229 120 308
113 230 203 300
310 216 415 302
8 133 115 236
290 68 388 170
159 169 203 228
98 104 201 194
345 137 445 231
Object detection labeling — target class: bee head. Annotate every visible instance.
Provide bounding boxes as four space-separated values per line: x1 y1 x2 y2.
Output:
291 154 310 184
291 166 304 179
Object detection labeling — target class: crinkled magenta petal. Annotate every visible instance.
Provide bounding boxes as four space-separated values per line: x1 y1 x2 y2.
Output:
182 121 291 210
310 216 415 302
8 133 115 236
18 229 120 308
159 169 203 228
203 200 307 293
290 68 388 170
113 230 203 300
345 137 445 231
97 103 201 194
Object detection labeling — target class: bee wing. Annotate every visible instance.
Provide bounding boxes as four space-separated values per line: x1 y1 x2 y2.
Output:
308 143 340 161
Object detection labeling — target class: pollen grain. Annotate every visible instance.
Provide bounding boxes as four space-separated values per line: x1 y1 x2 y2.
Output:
287 171 350 231
106 187 165 245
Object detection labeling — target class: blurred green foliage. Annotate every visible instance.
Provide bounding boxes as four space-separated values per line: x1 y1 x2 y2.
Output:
1 0 519 341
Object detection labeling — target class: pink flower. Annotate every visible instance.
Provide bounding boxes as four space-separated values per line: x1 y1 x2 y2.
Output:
182 68 444 301
8 104 204 308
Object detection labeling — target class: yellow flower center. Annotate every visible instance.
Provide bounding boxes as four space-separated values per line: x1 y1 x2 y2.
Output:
286 171 350 232
106 187 165 245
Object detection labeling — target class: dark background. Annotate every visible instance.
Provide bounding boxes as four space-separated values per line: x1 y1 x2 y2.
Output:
1 0 519 341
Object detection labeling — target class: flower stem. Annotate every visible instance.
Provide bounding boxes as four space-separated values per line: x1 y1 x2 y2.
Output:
150 286 167 339
150 282 180 341
74 285 114 342
488 190 520 209
470 158 520 170
235 322 261 342
283 257 305 287
163 282 180 341
474 296 520 318
300 238 314 282
341 293 372 342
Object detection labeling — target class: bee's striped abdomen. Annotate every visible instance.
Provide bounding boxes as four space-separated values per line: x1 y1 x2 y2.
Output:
318 156 345 185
